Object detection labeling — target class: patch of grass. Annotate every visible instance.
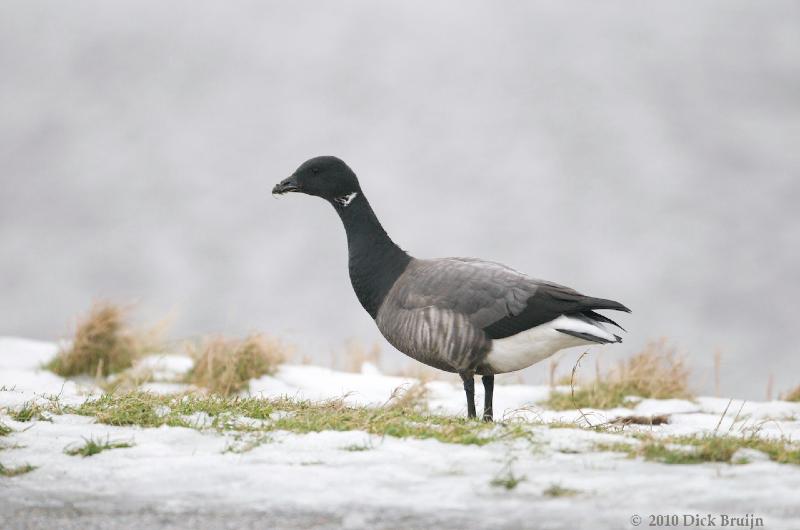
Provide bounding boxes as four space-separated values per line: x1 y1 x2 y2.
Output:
490 460 526 490
64 436 134 457
595 441 637 455
9 401 49 422
490 472 525 490
0 462 36 477
185 334 289 396
223 432 272 454
783 385 800 402
543 483 580 497
0 441 26 452
69 393 274 429
596 434 800 465
639 441 713 464
543 339 691 410
637 435 776 465
61 391 530 446
0 422 11 436
545 420 583 429
611 414 669 426
342 443 371 452
721 437 800 465
71 393 183 428
47 302 157 377
267 398 522 445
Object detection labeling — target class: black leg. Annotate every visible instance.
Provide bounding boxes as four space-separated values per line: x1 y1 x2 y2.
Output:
459 372 476 419
482 374 494 422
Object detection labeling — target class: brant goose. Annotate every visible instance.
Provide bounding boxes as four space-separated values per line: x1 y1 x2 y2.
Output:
273 156 630 421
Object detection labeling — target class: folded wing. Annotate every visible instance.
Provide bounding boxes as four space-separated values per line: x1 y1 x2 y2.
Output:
395 257 630 340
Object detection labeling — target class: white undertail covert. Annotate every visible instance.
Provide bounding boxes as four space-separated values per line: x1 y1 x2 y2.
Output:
485 315 615 373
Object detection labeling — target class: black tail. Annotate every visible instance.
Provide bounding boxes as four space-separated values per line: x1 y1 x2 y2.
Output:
581 310 627 332
581 296 631 314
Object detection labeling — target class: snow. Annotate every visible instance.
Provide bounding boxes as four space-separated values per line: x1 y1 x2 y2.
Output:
2 337 800 529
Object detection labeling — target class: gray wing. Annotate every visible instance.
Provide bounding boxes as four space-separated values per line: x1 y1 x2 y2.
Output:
392 258 538 327
393 258 629 339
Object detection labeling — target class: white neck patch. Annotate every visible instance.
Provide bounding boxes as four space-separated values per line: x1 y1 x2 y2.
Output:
334 192 358 208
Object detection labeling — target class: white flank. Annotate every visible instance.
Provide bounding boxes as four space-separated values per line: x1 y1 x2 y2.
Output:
485 315 615 373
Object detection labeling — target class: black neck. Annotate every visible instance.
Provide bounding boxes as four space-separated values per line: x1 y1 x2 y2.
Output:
331 191 411 318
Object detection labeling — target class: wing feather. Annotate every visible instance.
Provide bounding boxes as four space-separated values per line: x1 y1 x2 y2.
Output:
392 258 630 341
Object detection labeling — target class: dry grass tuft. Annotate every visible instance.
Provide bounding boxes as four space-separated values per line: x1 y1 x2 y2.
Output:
341 339 382 373
607 339 691 398
47 302 158 377
544 339 692 410
387 382 430 411
782 385 800 402
185 334 289 396
101 365 156 394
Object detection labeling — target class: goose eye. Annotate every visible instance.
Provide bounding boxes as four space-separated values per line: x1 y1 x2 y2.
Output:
311 167 319 174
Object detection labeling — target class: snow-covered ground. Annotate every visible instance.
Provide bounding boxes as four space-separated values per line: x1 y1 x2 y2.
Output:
1 337 799 530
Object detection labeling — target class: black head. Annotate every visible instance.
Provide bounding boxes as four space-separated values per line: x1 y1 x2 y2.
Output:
273 156 361 205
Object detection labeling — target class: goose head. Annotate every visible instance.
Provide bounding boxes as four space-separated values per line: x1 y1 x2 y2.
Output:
273 156 361 207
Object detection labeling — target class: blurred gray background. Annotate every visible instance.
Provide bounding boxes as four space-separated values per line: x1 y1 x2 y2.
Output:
1 1 798 399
